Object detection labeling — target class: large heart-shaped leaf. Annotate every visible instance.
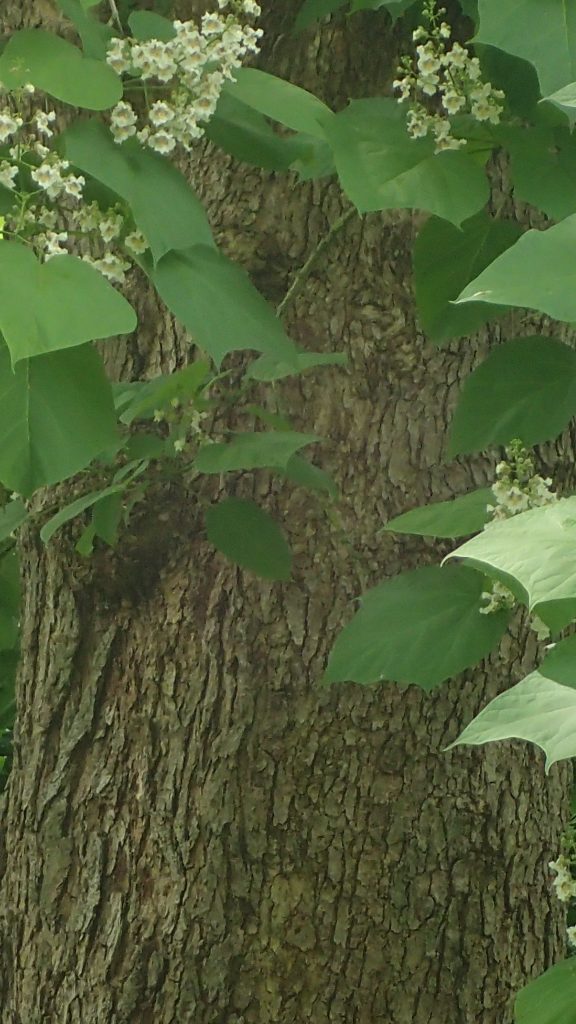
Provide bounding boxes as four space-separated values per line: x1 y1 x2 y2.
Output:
383 488 493 538
0 242 136 364
63 120 215 263
320 98 489 224
449 336 576 455
324 564 510 688
149 246 299 369
447 670 576 771
476 0 576 96
515 958 576 1024
455 214 576 322
0 342 118 496
446 497 576 631
0 29 121 109
414 212 521 343
205 498 292 580
195 432 319 474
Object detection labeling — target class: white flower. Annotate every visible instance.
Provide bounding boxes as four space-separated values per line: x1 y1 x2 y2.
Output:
0 111 22 142
148 101 176 127
99 211 124 243
419 73 440 96
242 0 261 14
147 130 177 154
444 43 469 69
31 162 63 194
442 90 465 114
174 438 186 452
43 230 68 259
84 251 131 284
111 123 137 143
412 26 427 42
106 37 132 74
111 101 137 127
124 230 148 254
439 22 451 38
34 110 56 137
0 161 18 190
201 12 226 35
568 926 576 947
416 42 441 75
63 174 85 199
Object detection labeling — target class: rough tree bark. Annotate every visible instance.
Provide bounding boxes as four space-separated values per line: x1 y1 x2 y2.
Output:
0 2 570 1022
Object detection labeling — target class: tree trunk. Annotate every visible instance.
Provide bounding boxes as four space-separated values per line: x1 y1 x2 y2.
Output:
0 2 570 1022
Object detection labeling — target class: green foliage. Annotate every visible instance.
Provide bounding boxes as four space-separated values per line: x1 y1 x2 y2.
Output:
455 214 576 322
541 634 576 686
515 958 576 1023
62 120 215 262
0 30 121 109
319 99 489 223
447 671 576 772
55 0 114 59
323 565 510 688
446 498 576 631
205 498 292 580
0 342 118 497
194 432 320 474
0 242 136 363
149 246 299 369
226 68 332 139
500 126 576 220
0 499 28 542
413 212 521 343
448 337 576 455
127 11 176 41
383 488 493 537
476 0 576 96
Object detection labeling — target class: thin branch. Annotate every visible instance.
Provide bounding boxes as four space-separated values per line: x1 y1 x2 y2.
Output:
276 205 358 318
108 0 124 33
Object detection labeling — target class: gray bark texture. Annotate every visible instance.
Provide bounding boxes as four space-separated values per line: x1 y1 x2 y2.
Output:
0 1 571 1022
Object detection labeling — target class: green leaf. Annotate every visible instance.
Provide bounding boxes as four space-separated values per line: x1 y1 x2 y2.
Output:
320 98 489 224
0 342 119 497
195 431 319 474
224 69 332 139
91 491 123 546
476 45 541 120
55 0 114 59
349 0 415 14
118 362 210 424
294 0 346 30
149 246 299 369
545 80 576 118
0 499 28 542
455 214 576 322
501 125 576 220
476 0 576 96
0 242 136 364
383 488 493 538
127 11 176 41
447 670 576 771
205 498 292 580
63 120 215 263
206 91 325 172
324 564 510 688
449 337 576 456
446 497 576 631
40 483 126 544
248 349 347 381
540 633 576 688
413 212 521 343
515 957 576 1024
0 29 121 109
277 454 339 498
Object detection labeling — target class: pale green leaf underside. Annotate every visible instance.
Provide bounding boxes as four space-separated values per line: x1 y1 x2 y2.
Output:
455 214 576 323
446 497 576 631
447 670 576 771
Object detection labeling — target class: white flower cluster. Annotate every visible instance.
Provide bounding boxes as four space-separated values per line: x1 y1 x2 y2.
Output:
549 855 576 903
106 0 263 155
0 84 150 282
479 441 557 621
393 0 504 152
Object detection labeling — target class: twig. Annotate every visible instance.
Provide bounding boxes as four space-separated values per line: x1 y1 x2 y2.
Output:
108 0 124 33
276 205 358 318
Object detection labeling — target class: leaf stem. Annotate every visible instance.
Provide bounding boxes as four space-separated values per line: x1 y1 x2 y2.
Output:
276 205 358 318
